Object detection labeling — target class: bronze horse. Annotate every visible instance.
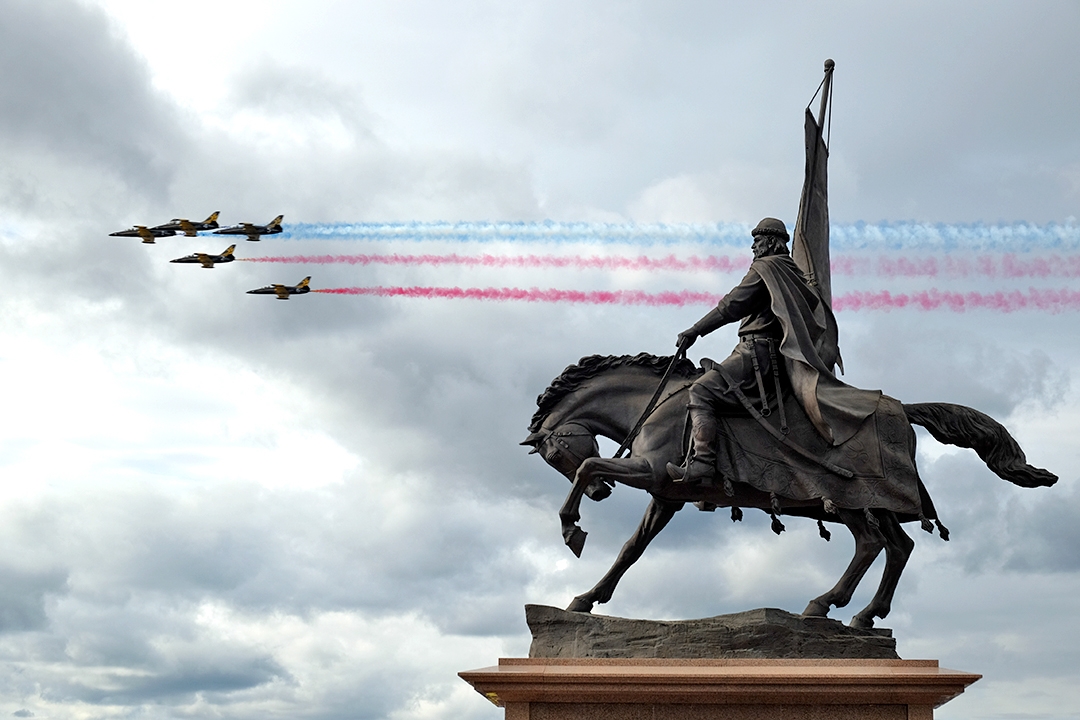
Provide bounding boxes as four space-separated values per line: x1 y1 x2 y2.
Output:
522 353 1057 628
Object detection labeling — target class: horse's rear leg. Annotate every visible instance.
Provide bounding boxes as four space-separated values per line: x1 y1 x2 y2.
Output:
851 512 914 629
568 498 683 613
802 508 884 618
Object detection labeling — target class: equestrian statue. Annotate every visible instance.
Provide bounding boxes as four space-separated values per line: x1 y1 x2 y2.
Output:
521 61 1057 629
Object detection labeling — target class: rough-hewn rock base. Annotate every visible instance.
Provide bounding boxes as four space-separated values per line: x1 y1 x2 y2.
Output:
526 605 899 659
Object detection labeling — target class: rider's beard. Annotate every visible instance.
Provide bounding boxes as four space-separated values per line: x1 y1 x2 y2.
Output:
753 238 786 258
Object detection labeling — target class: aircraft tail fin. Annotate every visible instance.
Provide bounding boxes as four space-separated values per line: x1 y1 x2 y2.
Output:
204 211 220 227
222 244 236 257
297 276 311 289
269 215 284 228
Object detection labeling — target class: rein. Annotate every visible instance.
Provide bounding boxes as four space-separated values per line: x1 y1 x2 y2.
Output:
613 342 690 459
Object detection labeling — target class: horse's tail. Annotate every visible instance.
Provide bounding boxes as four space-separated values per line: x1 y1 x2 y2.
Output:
903 402 1058 488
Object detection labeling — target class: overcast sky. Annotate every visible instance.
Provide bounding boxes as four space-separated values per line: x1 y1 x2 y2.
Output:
1 1 1079 718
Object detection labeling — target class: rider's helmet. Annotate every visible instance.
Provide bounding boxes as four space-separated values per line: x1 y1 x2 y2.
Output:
751 217 790 241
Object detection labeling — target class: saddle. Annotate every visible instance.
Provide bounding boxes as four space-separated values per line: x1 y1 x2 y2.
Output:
691 358 924 519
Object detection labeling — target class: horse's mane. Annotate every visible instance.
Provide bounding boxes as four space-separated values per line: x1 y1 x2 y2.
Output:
528 353 700 432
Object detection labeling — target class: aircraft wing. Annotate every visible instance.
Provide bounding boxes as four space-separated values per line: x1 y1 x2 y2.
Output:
180 220 198 237
197 254 214 268
273 285 290 299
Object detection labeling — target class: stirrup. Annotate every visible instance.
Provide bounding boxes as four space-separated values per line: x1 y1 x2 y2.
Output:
667 458 716 486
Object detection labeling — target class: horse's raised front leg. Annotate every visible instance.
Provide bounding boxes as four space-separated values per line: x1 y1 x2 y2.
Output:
850 512 914 629
577 455 657 491
802 508 885 619
568 497 683 613
558 457 652 558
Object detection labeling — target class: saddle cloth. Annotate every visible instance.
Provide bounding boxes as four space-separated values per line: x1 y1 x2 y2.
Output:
713 393 926 517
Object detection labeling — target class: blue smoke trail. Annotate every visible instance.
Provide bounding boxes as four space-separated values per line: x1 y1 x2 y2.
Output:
832 221 1080 251
280 221 751 246
280 220 1080 251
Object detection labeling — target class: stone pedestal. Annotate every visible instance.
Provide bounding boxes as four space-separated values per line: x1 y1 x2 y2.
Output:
525 605 898 660
458 658 980 720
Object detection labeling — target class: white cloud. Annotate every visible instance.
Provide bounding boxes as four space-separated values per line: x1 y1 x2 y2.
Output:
628 169 794 224
0 1 1077 717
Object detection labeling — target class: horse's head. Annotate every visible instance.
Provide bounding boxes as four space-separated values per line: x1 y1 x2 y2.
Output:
521 421 612 501
524 353 692 502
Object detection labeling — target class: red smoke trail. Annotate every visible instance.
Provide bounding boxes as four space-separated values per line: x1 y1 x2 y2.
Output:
314 286 1080 312
833 288 1080 313
246 252 1080 277
314 286 722 306
833 254 1080 278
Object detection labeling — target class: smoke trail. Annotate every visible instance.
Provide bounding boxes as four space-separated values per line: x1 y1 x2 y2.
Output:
314 286 1080 312
280 220 1080 250
831 221 1080 251
833 288 1080 313
248 252 1080 278
281 221 749 246
314 286 721 306
833 253 1080 278
241 253 747 272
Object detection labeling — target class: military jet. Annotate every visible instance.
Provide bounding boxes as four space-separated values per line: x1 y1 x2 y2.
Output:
213 214 284 242
247 276 311 300
109 225 177 244
151 211 220 237
169 244 236 269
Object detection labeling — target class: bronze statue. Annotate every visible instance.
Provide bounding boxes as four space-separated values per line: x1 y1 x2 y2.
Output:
521 61 1057 629
522 353 1056 628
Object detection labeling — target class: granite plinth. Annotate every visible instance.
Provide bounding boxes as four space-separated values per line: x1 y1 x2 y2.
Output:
526 605 898 659
458 658 981 720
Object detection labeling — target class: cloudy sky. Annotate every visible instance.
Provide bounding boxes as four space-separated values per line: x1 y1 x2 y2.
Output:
1 1 1079 718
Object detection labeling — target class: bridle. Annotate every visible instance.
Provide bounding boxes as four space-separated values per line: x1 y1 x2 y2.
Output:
532 422 597 478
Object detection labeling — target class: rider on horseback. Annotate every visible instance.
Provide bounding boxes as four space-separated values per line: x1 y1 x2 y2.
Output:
667 217 875 486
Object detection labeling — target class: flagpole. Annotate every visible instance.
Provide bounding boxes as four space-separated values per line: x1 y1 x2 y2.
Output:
817 59 834 131
791 58 841 374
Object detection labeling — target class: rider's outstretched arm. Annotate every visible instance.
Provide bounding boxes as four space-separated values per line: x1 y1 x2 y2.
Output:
678 267 768 347
678 307 725 348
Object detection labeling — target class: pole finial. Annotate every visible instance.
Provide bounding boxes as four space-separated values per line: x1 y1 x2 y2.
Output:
824 58 835 71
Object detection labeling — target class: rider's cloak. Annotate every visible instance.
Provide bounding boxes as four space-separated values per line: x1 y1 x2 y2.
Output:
753 254 881 446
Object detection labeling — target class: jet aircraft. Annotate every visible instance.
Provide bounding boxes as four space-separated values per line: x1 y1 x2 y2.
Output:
247 276 311 300
109 225 177 244
213 214 284 242
152 211 220 237
169 245 237 269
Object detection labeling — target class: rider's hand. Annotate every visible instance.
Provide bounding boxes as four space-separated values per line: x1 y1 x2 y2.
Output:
677 327 699 349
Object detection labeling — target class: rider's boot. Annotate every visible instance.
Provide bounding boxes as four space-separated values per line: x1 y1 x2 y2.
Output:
666 406 718 486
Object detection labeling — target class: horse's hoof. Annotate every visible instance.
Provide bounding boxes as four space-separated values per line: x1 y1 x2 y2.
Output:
566 597 594 613
585 481 611 502
850 614 875 629
563 526 588 557
801 599 830 617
